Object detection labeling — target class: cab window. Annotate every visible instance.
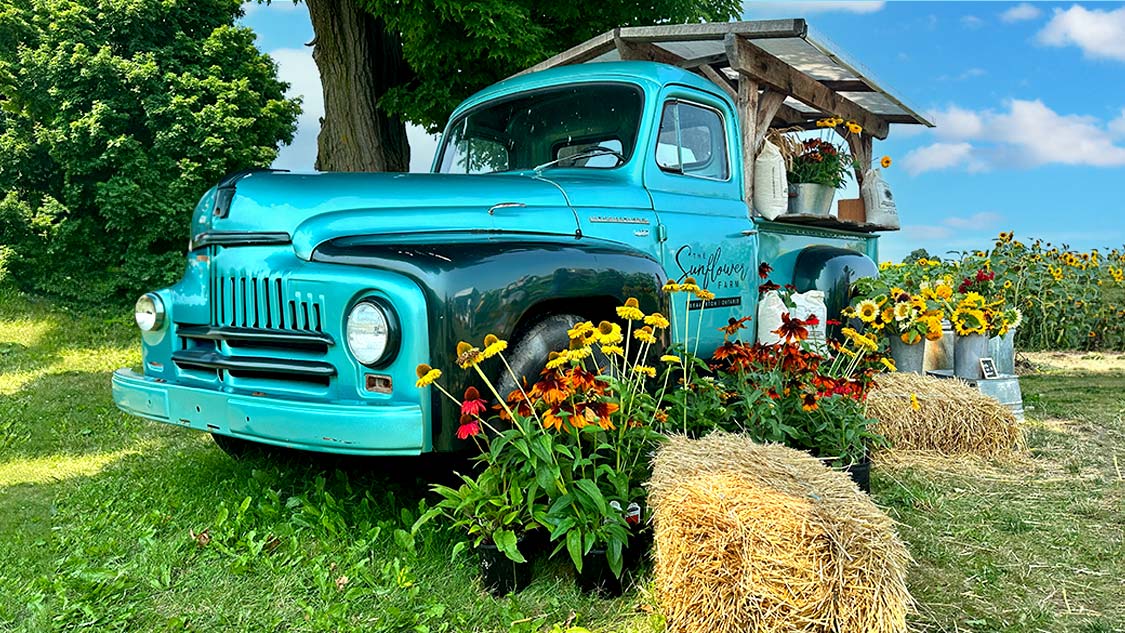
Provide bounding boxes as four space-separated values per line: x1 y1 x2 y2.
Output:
655 101 729 180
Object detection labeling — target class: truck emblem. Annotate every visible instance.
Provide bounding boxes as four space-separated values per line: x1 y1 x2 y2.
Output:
589 216 650 225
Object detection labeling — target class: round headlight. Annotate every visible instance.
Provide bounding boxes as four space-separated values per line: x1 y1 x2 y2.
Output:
134 293 165 332
347 301 394 366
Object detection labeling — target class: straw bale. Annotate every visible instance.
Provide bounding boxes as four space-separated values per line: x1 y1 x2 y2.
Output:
649 434 911 633
867 372 1023 457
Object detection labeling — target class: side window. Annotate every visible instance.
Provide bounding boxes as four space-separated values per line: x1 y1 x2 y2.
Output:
655 101 729 180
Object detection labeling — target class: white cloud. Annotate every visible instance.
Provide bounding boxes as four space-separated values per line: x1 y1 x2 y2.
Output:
902 142 975 176
943 212 1003 230
961 15 985 29
1038 5 1125 61
912 100 1125 174
268 46 439 173
742 2 884 17
1001 3 1042 23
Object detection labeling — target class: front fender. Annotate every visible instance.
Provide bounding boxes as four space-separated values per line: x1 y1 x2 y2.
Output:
311 232 667 451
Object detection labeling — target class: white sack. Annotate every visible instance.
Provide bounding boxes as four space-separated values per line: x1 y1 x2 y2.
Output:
752 140 788 220
861 168 899 229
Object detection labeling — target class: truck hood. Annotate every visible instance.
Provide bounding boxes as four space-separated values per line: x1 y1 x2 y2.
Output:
192 171 578 257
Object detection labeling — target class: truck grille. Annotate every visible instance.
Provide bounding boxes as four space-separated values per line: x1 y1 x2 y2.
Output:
211 274 325 333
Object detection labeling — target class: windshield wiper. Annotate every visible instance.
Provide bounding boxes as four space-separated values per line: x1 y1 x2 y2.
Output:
532 146 626 174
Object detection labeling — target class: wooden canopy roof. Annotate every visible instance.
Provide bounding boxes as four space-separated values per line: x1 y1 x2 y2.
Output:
516 19 933 141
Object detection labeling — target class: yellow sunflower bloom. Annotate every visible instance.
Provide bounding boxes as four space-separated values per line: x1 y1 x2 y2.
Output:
880 155 892 169
893 302 913 322
632 365 657 378
856 299 880 323
846 121 863 134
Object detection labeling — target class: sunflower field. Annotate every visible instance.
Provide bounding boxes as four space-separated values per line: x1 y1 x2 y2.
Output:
882 233 1125 351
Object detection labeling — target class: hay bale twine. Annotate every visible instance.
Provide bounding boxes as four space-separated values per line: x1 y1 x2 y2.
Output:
867 372 1023 456
649 434 911 633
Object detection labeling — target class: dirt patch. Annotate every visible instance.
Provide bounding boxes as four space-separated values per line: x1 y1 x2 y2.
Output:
1020 351 1125 374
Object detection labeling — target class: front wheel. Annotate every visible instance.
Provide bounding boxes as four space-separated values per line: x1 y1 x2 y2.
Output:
210 433 260 460
498 313 586 397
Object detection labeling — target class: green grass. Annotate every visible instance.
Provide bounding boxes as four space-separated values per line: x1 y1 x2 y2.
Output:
1 285 1122 632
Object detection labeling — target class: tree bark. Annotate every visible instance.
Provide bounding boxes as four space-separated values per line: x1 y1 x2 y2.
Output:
306 0 411 172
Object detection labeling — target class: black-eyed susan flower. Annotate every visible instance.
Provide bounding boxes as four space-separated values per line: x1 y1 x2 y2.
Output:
415 364 442 388
644 312 670 329
616 297 644 321
846 121 862 134
880 155 892 169
455 341 483 368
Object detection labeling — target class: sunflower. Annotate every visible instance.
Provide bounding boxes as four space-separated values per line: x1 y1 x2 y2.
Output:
880 155 892 169
415 364 442 388
952 308 987 335
856 299 880 323
846 121 863 134
615 297 644 321
893 302 914 322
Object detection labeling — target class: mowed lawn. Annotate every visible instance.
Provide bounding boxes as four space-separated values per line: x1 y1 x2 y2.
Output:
1 286 1122 633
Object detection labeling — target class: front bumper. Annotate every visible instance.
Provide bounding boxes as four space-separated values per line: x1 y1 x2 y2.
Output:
112 368 425 455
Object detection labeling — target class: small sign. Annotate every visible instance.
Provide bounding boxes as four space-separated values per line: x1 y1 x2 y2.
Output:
979 357 999 379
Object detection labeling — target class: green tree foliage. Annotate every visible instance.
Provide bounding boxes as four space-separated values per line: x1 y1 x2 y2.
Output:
361 0 742 132
0 0 300 303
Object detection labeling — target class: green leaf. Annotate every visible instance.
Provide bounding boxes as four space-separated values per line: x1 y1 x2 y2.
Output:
493 529 526 564
566 529 584 573
574 479 607 515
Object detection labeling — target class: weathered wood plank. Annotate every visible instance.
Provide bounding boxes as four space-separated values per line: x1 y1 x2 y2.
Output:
698 64 737 99
724 34 889 139
617 19 806 43
515 29 618 77
614 39 691 66
819 80 875 92
754 89 788 152
838 130 874 186
738 76 760 209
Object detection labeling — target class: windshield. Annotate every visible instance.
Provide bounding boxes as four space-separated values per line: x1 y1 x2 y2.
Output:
436 83 644 174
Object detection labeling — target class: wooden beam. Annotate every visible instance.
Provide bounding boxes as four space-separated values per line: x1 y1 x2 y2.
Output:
819 80 875 92
698 64 737 100
838 130 874 186
515 29 617 77
724 34 890 139
614 38 690 66
617 19 806 43
754 89 787 152
737 76 760 210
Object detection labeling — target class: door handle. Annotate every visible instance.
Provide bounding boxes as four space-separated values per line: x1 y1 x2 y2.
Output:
741 229 759 236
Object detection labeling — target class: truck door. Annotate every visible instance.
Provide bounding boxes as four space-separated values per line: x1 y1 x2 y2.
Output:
643 88 760 354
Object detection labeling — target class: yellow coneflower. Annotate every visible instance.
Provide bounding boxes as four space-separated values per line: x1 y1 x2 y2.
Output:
632 365 656 378
660 354 682 364
695 288 716 301
415 364 442 388
481 334 508 359
644 312 670 329
602 344 624 356
634 325 657 344
545 351 569 369
597 320 623 344
567 321 595 341
680 276 701 293
661 280 682 293
911 393 921 411
880 357 897 372
616 297 644 321
455 341 483 368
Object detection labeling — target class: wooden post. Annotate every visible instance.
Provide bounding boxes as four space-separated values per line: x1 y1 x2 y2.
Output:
838 130 873 187
738 76 760 211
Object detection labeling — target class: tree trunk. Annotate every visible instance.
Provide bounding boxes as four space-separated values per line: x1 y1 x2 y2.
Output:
306 0 411 172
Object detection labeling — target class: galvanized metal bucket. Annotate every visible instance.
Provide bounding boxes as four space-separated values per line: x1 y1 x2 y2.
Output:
889 337 925 374
787 183 835 216
954 333 989 380
989 328 1017 375
924 321 954 372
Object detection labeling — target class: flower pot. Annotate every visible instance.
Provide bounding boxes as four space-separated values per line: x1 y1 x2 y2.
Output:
787 183 835 216
477 542 533 596
923 320 954 372
989 328 1017 376
843 456 872 494
576 548 625 597
888 337 925 375
954 333 989 380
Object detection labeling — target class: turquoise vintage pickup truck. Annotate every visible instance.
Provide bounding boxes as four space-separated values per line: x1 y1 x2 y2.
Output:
112 21 929 457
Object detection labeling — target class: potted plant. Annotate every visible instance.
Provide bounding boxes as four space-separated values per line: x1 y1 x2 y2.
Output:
848 277 946 374
785 136 854 217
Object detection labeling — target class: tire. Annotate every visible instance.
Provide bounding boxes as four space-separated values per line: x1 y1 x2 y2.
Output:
210 432 260 460
498 313 587 397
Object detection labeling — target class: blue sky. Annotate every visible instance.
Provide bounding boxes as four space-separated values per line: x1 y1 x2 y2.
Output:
240 1 1125 261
